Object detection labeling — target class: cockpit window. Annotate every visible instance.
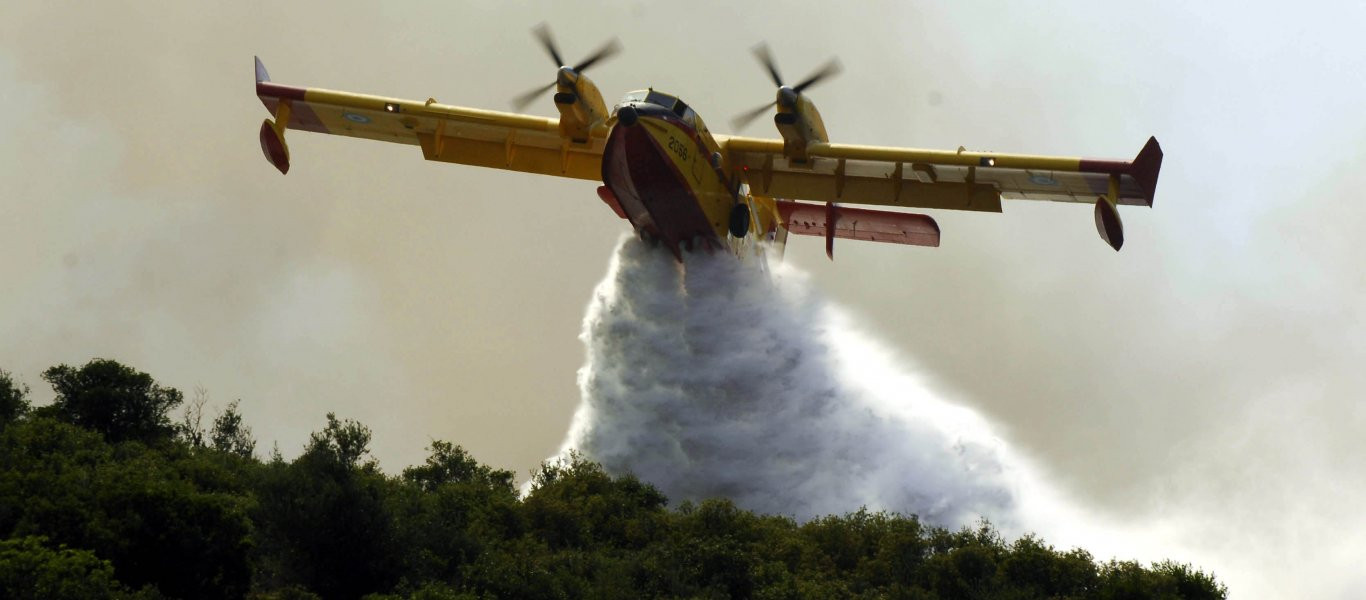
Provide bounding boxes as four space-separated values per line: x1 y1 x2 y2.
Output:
645 90 679 111
618 89 696 125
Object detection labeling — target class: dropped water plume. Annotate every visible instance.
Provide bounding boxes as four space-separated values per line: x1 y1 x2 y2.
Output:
555 236 1049 530
545 235 1263 593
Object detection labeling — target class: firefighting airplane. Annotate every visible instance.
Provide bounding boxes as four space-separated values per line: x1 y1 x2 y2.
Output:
254 30 1162 260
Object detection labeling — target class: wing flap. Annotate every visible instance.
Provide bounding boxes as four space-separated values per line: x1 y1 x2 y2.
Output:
416 132 602 181
776 200 940 248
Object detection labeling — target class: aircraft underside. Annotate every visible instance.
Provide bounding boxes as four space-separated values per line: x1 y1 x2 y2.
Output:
601 102 734 260
606 103 737 258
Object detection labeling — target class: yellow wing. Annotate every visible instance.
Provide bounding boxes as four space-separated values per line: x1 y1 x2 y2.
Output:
254 57 603 179
719 135 1163 214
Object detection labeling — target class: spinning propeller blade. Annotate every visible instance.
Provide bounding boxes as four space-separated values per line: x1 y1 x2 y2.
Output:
793 58 841 94
731 43 841 131
731 101 777 131
512 24 621 111
573 38 622 73
532 23 565 68
512 82 559 111
753 43 784 87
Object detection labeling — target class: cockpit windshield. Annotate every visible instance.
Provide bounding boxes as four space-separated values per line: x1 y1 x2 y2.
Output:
618 90 648 105
618 89 696 125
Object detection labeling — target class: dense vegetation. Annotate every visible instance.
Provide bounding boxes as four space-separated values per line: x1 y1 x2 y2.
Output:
0 359 1225 599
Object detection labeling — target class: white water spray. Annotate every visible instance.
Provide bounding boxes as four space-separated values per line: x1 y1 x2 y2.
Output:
555 236 1046 529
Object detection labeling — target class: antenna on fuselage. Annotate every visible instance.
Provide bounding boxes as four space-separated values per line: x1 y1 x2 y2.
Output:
511 24 621 111
730 43 841 131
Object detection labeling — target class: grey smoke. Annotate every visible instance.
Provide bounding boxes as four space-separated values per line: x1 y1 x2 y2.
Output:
557 236 1037 528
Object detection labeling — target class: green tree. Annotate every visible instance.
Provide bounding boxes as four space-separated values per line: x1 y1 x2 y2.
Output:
177 386 209 448
670 499 765 598
307 412 373 468
210 400 256 459
1151 560 1228 599
0 536 132 600
0 417 253 600
394 442 522 587
90 445 254 599
1097 559 1228 600
0 416 114 551
0 370 30 430
0 360 1230 599
41 359 182 445
522 452 668 551
1000 535 1099 597
403 440 514 493
255 413 400 600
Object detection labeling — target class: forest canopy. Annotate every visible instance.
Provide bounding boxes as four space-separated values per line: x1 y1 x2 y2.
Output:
0 360 1226 599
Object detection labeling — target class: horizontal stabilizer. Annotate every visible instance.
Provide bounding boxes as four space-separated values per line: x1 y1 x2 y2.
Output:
776 200 940 254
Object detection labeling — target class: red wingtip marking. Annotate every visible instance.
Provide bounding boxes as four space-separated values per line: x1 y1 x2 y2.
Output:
1130 136 1163 207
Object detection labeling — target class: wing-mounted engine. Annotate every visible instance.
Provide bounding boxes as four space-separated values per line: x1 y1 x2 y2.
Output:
776 94 831 164
512 25 619 144
552 68 609 143
731 44 840 164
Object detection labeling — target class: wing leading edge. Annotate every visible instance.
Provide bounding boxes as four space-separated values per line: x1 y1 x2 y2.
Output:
723 134 1162 250
722 136 1162 210
254 57 605 180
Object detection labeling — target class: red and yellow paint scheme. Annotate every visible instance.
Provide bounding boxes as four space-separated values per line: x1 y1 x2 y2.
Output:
254 47 1161 260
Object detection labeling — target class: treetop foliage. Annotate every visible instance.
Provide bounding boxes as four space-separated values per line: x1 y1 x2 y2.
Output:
0 360 1227 599
211 400 256 459
41 359 183 445
0 369 31 429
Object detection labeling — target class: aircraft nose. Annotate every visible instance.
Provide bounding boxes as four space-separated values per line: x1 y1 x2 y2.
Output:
617 105 639 126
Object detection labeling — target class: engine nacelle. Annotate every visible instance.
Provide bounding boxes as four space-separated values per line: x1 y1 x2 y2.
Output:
774 92 829 164
553 68 609 144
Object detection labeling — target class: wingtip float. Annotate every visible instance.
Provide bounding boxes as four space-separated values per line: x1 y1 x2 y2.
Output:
253 35 1163 260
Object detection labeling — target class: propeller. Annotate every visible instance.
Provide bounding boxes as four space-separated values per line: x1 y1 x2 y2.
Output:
512 24 622 111
731 43 841 131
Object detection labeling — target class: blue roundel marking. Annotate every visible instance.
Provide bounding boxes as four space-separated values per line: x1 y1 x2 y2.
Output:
1029 174 1058 186
342 112 371 124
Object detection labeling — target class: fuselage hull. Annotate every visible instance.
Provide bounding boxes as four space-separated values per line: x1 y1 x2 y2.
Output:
602 101 735 257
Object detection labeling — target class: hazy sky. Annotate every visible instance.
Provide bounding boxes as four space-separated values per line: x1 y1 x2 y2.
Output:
3 1 1364 597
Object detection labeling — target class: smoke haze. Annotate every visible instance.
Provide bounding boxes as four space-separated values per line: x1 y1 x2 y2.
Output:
3 2 1366 597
